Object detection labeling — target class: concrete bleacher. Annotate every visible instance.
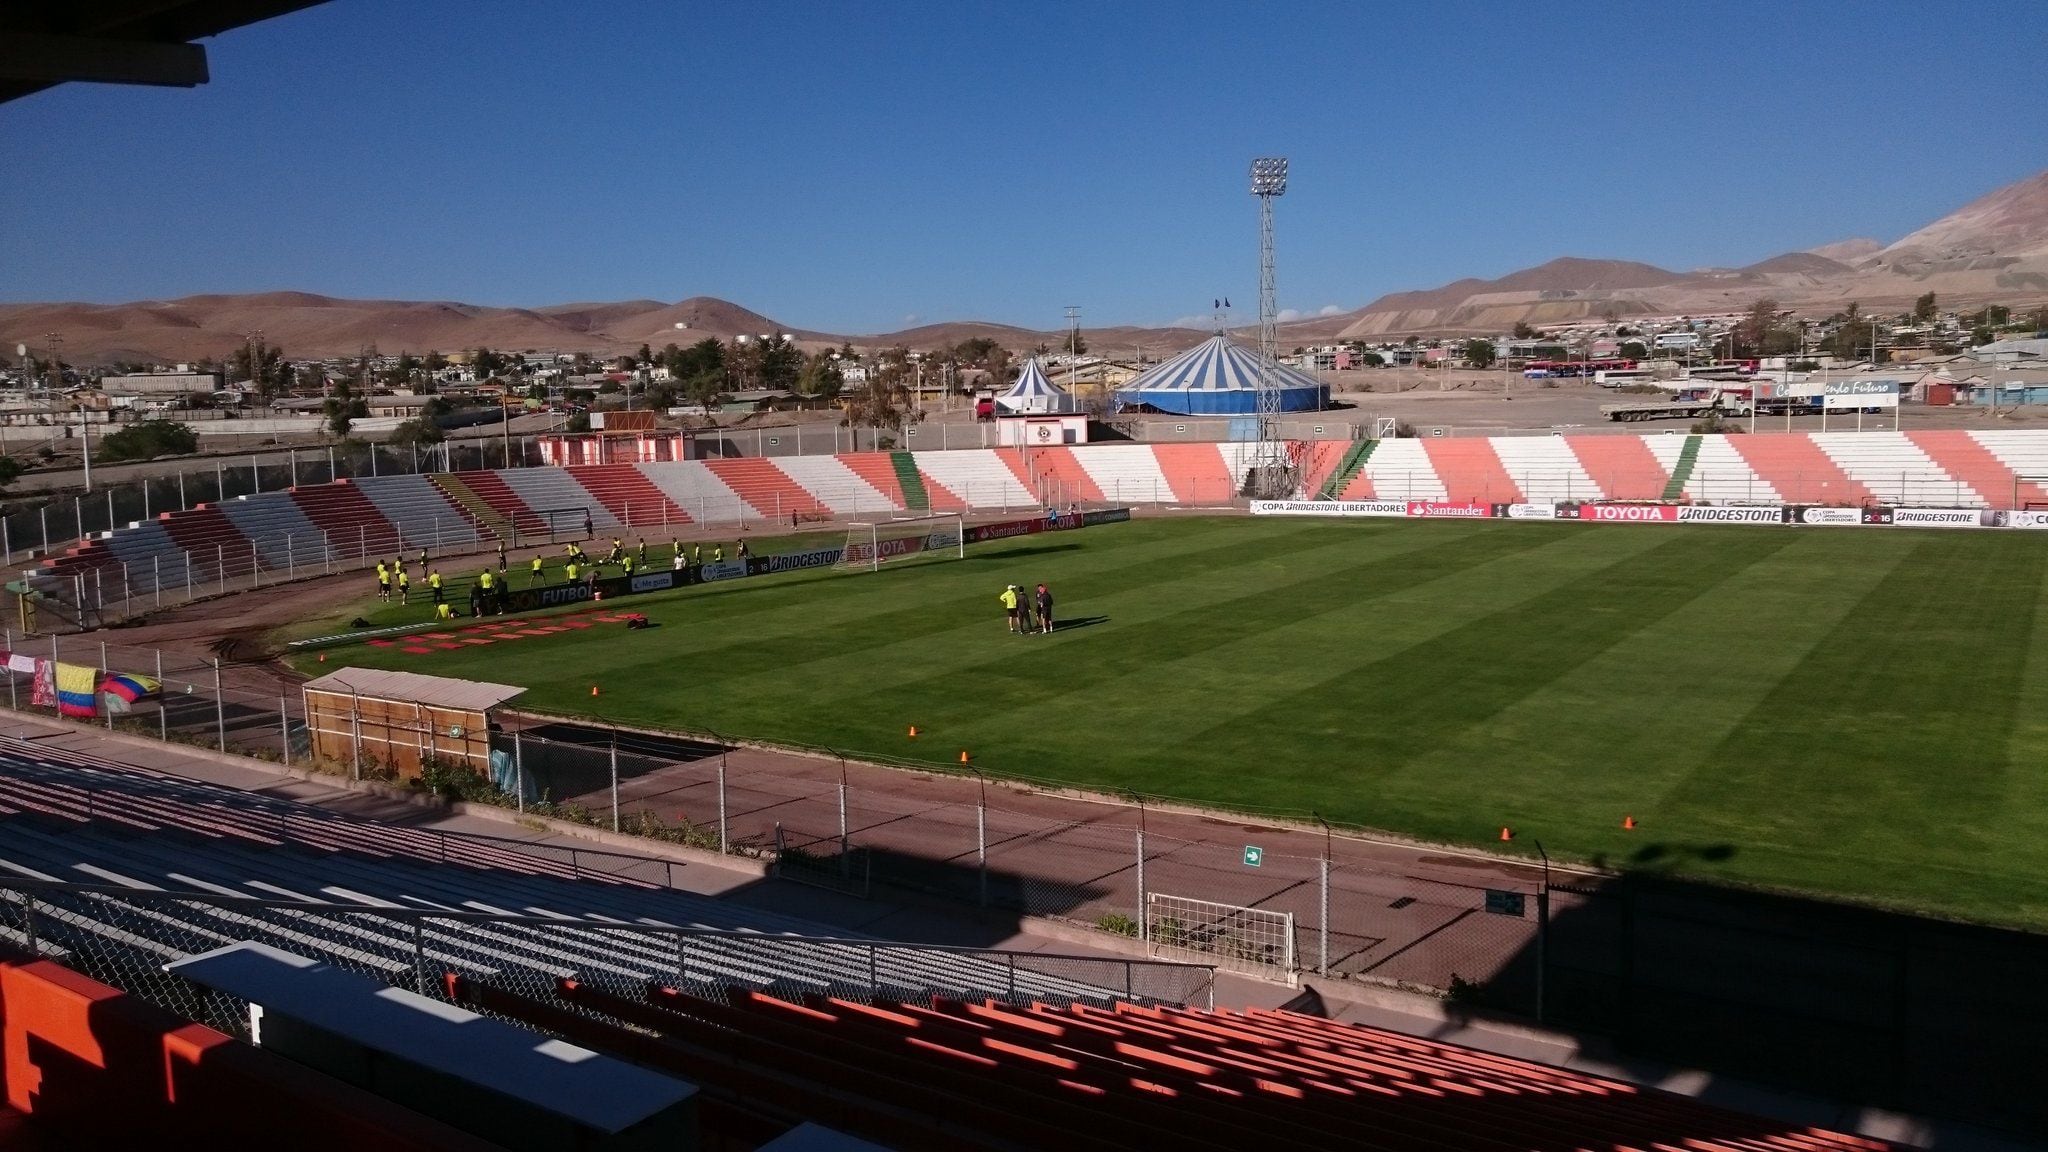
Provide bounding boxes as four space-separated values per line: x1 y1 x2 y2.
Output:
350 474 482 550
451 977 1893 1152
912 449 1036 510
496 464 621 531
1357 438 1447 500
36 430 2048 607
216 491 328 570
1810 432 1973 507
769 455 901 517
0 744 1124 1008
1489 435 1605 503
1069 443 1178 505
637 460 760 523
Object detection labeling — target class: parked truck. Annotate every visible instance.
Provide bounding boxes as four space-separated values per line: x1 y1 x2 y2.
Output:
1601 385 1754 423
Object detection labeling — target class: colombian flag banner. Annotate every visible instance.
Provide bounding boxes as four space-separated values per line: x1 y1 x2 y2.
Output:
54 662 98 718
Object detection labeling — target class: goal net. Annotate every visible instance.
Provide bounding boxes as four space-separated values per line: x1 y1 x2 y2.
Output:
834 514 966 572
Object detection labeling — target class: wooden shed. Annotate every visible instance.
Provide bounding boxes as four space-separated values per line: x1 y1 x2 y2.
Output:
301 668 525 781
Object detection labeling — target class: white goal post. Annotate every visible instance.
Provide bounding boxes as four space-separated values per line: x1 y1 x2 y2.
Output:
835 514 966 572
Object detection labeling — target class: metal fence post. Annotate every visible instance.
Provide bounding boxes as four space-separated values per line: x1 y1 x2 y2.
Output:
279 694 292 766
1316 813 1331 978
609 734 620 833
976 774 988 908
411 920 425 993
3 629 15 711
213 658 226 751
513 729 525 815
155 650 166 740
716 752 728 855
1135 804 1148 944
1319 855 1330 977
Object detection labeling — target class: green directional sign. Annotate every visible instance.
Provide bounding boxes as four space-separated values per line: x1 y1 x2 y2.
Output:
1242 845 1263 868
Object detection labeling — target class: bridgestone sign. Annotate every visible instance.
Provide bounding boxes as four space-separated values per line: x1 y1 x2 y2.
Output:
1248 497 2045 533
1677 506 1781 523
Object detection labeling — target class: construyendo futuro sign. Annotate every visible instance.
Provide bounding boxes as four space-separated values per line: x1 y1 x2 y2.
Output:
1252 499 2043 531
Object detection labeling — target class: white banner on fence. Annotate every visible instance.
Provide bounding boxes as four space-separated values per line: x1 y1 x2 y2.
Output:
2004 511 2048 530
1503 503 1556 520
1249 500 1408 517
1822 380 1901 409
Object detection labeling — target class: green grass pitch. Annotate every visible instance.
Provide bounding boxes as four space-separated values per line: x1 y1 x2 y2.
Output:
295 516 2048 929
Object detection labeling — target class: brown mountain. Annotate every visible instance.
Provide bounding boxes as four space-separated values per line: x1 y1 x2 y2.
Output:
9 170 2046 364
1329 168 2048 336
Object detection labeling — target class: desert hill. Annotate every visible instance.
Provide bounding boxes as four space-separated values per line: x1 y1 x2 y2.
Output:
6 169 2045 363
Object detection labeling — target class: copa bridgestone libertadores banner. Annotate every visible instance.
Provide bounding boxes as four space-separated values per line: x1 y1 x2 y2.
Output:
1249 499 2048 531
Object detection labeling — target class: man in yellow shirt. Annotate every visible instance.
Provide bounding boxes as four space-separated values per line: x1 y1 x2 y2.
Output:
428 569 443 604
395 567 410 606
999 584 1020 633
530 555 545 586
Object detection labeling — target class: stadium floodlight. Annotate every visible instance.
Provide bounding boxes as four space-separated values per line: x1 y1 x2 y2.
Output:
1250 157 1288 197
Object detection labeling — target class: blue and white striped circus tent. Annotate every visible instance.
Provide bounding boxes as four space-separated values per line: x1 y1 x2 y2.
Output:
995 357 1077 414
1114 335 1328 415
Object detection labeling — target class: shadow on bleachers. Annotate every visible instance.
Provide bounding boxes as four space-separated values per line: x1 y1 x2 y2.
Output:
1449 853 2048 1141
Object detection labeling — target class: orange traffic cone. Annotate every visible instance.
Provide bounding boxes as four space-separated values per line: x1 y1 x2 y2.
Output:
1623 815 1637 830
590 684 601 697
318 653 326 662
958 750 971 764
1498 826 1513 842
907 725 919 738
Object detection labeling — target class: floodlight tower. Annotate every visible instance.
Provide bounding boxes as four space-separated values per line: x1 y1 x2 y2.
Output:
1249 157 1293 497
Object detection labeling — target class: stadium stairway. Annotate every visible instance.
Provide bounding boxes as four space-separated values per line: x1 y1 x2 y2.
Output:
1318 439 1375 499
1650 434 1780 504
1908 430 2044 506
1726 433 1871 506
474 978 1894 1152
564 464 691 530
425 473 503 538
822 450 918 513
884 450 932 511
1660 434 1701 501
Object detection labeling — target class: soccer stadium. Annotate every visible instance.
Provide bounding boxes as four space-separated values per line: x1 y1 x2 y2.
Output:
8 4 2048 1151
8 423 2048 1150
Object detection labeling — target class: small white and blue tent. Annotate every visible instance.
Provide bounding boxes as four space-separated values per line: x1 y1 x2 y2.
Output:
995 358 1077 414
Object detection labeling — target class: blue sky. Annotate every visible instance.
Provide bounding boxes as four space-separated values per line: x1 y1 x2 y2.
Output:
3 0 2043 333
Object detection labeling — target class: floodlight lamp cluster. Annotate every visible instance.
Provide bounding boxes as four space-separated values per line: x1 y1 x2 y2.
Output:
1250 157 1288 197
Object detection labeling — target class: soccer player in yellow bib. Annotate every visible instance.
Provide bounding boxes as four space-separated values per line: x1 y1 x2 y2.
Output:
530 555 545 586
998 584 1020 633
